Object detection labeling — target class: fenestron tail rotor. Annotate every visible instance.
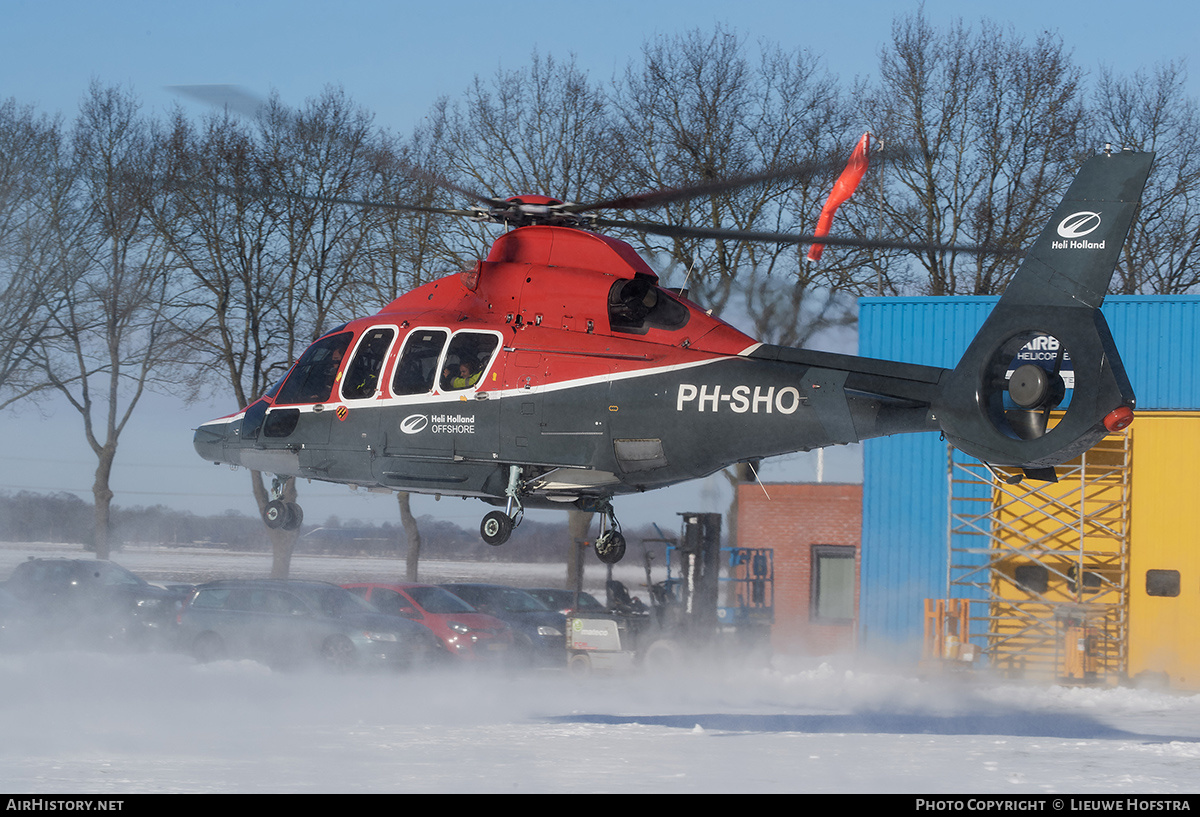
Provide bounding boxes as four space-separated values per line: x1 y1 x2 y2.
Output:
985 334 1070 443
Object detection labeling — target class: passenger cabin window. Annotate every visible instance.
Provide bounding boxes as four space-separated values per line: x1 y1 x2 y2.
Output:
392 330 448 395
342 328 395 400
440 332 499 391
275 332 353 405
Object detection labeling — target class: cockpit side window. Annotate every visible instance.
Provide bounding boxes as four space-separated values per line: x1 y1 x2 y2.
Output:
392 329 448 396
342 327 396 400
440 332 500 391
274 332 353 405
608 274 690 335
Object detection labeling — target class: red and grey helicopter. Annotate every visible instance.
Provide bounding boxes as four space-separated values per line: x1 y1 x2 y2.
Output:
193 145 1153 564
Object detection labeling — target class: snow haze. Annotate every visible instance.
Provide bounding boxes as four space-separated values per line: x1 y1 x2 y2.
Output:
2 543 1199 794
3 650 1199 793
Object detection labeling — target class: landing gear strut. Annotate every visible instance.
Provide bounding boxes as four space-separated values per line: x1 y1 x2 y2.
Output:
479 466 525 546
263 476 303 531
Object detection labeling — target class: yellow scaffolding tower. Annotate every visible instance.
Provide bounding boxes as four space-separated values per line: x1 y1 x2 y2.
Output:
945 432 1131 683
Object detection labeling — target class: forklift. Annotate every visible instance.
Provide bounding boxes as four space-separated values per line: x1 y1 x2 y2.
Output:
565 512 774 673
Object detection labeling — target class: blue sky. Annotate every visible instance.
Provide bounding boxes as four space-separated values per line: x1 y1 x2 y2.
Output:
0 0 1195 532
5 0 1195 131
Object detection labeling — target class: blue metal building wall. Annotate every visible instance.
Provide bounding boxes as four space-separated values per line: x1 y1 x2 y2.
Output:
858 295 1200 654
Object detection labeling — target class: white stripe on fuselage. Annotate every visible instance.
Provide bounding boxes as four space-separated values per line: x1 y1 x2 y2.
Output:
198 352 747 427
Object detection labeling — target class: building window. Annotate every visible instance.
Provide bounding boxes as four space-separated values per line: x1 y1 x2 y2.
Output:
812 545 856 622
1146 569 1180 598
1014 563 1049 594
1067 565 1103 595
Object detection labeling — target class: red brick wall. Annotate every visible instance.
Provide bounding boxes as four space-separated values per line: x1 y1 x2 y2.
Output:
736 483 862 655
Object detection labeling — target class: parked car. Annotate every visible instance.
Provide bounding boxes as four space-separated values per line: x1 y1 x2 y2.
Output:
177 579 443 671
0 557 189 650
439 583 566 667
343 582 513 661
525 587 608 616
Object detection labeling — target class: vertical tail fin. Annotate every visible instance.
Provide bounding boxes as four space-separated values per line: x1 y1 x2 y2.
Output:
934 149 1154 471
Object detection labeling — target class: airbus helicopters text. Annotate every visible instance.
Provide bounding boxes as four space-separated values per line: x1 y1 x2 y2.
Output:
194 147 1153 564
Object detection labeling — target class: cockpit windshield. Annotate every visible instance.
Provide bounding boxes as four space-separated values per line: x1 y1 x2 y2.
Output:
274 332 353 405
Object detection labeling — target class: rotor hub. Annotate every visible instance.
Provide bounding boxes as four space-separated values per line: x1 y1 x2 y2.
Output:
1008 364 1052 409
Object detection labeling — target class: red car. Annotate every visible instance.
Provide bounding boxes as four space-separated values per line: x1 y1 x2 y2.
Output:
343 582 513 661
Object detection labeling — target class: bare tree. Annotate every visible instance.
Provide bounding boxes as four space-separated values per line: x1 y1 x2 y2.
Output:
610 26 859 332
424 52 619 266
153 87 391 577
862 13 1089 295
1095 62 1200 294
342 120 459 309
30 83 181 559
397 491 422 582
413 55 622 580
0 99 72 403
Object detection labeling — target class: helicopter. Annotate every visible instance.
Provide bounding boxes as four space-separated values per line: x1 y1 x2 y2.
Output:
193 146 1153 564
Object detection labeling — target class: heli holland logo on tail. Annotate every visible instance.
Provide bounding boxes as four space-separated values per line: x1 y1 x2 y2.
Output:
1053 211 1105 249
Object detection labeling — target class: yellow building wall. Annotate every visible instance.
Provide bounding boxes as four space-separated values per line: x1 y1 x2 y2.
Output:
990 439 1128 608
1127 413 1200 688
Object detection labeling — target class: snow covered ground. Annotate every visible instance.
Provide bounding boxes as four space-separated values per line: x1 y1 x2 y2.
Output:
2 542 1199 794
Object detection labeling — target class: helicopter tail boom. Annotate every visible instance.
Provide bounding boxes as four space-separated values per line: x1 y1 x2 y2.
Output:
931 148 1153 473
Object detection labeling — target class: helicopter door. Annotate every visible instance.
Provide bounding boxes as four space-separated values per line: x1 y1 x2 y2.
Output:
328 326 397 458
340 327 395 402
436 330 502 460
500 350 544 461
383 328 450 461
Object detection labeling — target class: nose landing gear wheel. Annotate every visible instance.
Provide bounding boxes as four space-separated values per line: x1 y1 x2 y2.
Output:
264 499 290 529
480 511 514 546
263 500 304 531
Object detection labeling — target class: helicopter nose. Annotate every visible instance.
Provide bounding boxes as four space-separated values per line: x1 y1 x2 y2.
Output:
194 421 238 466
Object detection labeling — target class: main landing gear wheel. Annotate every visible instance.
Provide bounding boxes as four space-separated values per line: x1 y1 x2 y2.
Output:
480 511 514 546
589 501 626 564
479 465 525 547
594 530 626 565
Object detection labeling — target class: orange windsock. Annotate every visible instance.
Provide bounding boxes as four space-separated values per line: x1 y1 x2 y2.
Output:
806 133 871 263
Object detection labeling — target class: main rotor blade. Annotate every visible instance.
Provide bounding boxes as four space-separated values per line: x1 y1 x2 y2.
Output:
564 145 913 215
172 178 476 218
395 161 506 209
591 217 1018 257
167 84 503 209
167 85 268 119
